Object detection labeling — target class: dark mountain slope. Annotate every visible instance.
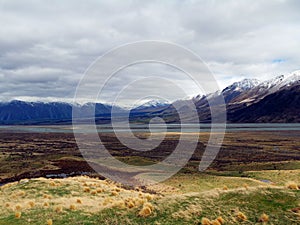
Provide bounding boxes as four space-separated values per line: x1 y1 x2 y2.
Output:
228 85 300 123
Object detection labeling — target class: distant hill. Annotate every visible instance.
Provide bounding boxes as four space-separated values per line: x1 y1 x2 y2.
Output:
0 101 123 125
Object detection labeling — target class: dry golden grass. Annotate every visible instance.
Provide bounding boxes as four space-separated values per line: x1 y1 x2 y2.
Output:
43 194 52 199
211 219 221 225
83 187 90 193
172 203 201 220
201 217 211 225
236 211 247 221
16 190 26 197
55 205 63 213
15 211 21 219
125 200 135 209
111 191 118 196
90 190 97 195
28 201 35 208
259 213 269 222
49 181 56 187
144 193 153 201
112 200 126 209
15 204 22 211
222 185 228 191
69 204 76 210
47 219 53 225
96 188 103 193
138 204 153 217
0 175 157 221
216 216 225 224
286 181 299 190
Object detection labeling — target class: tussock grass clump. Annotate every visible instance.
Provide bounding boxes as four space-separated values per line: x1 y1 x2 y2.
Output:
69 204 76 210
43 194 52 199
5 203 10 208
113 200 126 209
286 182 299 190
125 200 135 208
43 202 49 207
55 205 63 213
90 190 97 195
111 191 118 196
15 212 21 219
114 188 121 192
216 216 225 224
83 187 90 193
211 219 221 225
16 190 26 197
28 201 35 208
133 197 146 207
143 202 154 211
144 193 153 201
138 203 153 217
47 219 53 225
236 211 247 221
15 204 22 211
96 188 103 193
201 217 211 225
76 199 82 204
222 186 228 190
258 213 269 222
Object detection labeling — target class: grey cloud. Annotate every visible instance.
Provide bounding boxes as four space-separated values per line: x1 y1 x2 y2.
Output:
0 0 300 103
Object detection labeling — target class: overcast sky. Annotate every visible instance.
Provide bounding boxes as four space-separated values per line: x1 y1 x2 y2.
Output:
1 0 300 105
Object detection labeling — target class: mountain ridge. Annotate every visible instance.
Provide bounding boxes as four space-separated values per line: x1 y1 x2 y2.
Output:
1 72 300 124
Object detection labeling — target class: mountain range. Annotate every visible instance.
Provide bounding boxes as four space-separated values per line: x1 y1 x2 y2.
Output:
0 71 299 124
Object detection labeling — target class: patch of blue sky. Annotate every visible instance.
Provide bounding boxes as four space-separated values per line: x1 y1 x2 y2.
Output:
272 58 286 63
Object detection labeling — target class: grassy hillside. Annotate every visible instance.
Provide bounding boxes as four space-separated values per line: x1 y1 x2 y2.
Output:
1 171 300 225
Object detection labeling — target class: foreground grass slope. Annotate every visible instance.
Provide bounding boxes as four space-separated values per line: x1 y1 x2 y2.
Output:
1 171 300 225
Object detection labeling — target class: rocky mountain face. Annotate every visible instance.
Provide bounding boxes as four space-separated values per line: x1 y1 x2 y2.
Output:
228 84 300 123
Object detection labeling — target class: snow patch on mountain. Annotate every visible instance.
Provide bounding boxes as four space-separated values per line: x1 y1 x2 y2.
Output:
132 99 170 110
279 70 300 87
222 78 260 93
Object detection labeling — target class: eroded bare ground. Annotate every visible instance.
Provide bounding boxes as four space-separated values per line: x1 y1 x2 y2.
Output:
0 131 300 183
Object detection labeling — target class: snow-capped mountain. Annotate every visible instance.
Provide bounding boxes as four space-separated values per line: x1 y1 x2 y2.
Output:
259 75 285 89
0 71 299 124
220 78 260 103
226 72 300 106
132 99 170 111
277 70 300 89
154 71 300 123
223 78 260 92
